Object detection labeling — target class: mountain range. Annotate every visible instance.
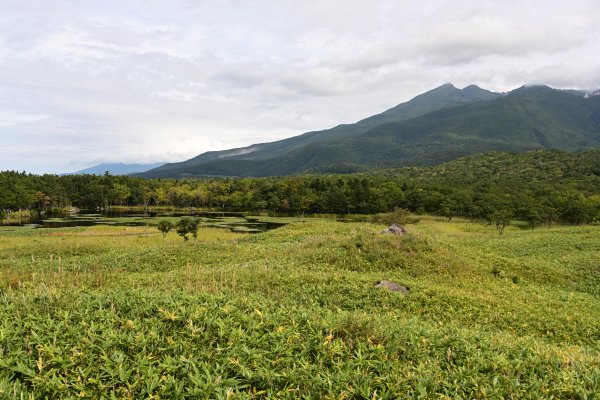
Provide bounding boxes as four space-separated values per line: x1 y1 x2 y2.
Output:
137 84 600 178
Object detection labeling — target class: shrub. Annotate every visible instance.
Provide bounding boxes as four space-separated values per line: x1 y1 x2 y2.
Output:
376 207 420 226
157 220 174 239
176 217 199 241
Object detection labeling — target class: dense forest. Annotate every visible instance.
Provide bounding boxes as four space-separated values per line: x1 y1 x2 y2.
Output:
2 149 600 225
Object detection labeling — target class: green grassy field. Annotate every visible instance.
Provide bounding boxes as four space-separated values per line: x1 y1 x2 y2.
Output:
0 218 598 399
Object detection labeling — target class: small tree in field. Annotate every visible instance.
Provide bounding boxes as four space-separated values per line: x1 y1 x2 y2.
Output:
157 220 174 239
488 210 512 235
176 217 199 241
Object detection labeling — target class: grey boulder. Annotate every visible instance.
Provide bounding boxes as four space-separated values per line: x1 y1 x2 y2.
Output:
374 280 410 293
381 224 407 235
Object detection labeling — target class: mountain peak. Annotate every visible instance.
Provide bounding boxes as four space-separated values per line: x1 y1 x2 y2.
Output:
460 84 501 100
433 83 459 91
414 83 462 99
513 84 553 92
509 85 574 98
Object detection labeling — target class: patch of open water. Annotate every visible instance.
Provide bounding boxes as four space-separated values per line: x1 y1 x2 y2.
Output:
8 210 285 233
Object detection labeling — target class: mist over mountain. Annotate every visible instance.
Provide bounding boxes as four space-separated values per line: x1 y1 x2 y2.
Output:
138 84 600 178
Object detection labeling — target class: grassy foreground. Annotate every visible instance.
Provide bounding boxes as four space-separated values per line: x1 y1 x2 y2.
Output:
0 218 598 399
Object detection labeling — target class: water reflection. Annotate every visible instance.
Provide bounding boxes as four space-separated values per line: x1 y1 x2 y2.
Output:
8 209 285 233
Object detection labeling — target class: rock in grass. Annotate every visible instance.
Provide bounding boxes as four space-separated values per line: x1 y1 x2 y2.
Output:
381 223 407 235
374 280 410 293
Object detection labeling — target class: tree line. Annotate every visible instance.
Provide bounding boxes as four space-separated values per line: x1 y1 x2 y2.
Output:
1 150 599 225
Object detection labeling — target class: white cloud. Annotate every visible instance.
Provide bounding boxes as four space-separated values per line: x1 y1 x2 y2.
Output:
0 111 50 128
0 0 599 173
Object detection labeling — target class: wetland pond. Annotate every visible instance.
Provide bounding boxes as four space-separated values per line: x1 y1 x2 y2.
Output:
10 210 286 233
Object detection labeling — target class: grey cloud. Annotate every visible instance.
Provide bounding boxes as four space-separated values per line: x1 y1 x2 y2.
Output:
517 64 600 90
1 0 599 173
419 20 589 66
211 64 270 88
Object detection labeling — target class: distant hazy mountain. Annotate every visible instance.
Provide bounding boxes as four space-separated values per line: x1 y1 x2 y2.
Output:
138 84 600 178
64 162 165 176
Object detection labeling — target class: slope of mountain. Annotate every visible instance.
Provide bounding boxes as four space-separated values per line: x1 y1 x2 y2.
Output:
64 162 165 176
381 148 600 185
139 84 501 177
139 84 600 178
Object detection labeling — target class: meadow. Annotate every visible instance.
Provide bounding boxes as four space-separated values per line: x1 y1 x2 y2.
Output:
0 216 598 399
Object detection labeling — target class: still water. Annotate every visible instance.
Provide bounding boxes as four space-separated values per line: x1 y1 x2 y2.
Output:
10 209 285 233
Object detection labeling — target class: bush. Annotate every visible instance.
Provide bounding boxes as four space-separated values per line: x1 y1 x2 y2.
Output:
157 220 174 239
376 207 420 226
176 217 199 241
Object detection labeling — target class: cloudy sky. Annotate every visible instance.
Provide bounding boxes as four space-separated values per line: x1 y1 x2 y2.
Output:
1 0 599 173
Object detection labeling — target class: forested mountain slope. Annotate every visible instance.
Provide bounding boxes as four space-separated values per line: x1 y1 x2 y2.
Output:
139 84 503 178
142 85 599 178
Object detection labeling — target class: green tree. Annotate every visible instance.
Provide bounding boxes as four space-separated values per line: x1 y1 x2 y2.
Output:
34 191 51 212
157 220 174 239
559 194 596 225
488 209 513 235
111 183 131 206
176 217 199 241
